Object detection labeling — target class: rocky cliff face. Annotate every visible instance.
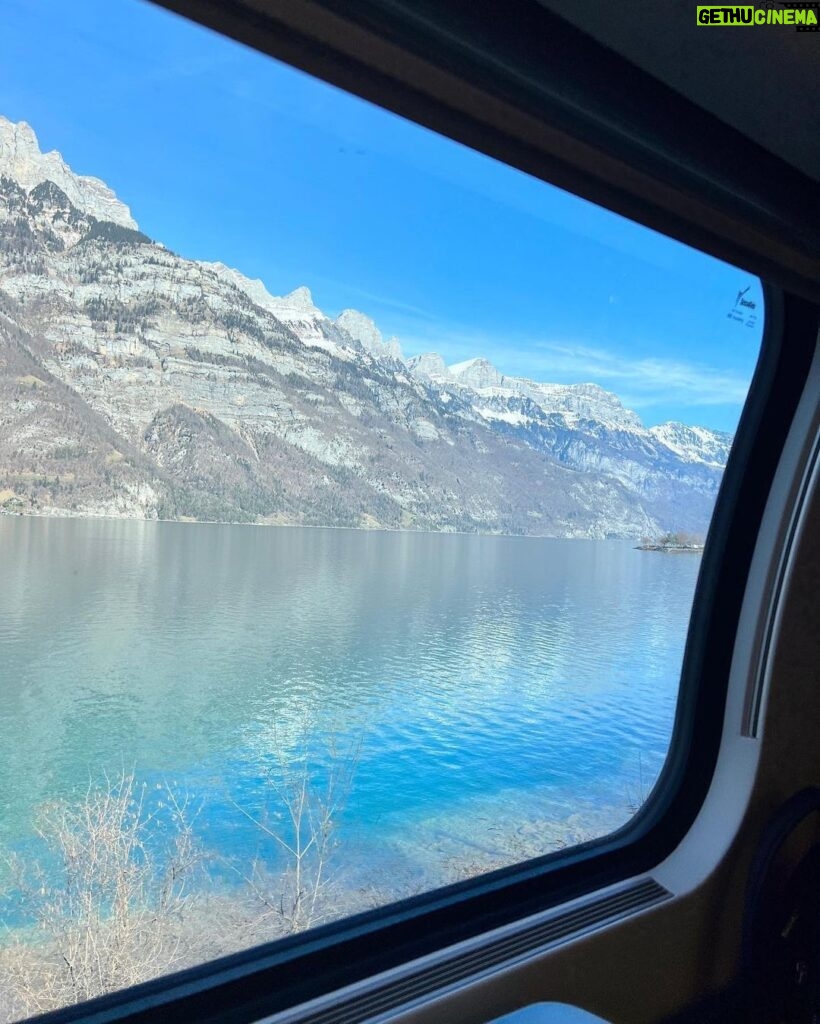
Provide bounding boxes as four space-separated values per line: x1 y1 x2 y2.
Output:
0 117 136 229
0 116 733 538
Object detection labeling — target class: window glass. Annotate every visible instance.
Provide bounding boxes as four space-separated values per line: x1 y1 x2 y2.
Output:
0 0 763 1017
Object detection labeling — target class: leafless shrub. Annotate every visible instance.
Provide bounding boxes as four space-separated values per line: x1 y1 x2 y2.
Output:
625 750 651 816
0 726 364 1022
230 724 362 935
0 772 203 1019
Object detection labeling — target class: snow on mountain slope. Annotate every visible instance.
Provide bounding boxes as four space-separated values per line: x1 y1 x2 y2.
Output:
649 422 733 467
414 354 644 432
405 342 732 530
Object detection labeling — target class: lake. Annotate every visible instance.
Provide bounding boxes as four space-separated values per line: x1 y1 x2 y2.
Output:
0 516 699 905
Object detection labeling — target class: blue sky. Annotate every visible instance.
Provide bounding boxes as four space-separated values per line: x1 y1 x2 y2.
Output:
1 0 764 431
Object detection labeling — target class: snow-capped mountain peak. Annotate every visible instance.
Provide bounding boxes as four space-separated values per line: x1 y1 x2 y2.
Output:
205 262 280 312
0 116 137 229
336 308 403 361
205 264 320 318
649 422 733 467
406 352 450 379
524 382 643 430
411 356 643 432
448 357 504 389
283 285 317 311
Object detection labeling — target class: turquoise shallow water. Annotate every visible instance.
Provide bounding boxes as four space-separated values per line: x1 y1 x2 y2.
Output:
0 516 699 897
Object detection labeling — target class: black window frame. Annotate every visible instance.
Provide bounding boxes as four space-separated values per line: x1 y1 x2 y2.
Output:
19 2 820 1022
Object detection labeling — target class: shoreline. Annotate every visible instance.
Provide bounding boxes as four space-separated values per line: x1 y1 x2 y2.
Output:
0 506 652 543
635 544 704 553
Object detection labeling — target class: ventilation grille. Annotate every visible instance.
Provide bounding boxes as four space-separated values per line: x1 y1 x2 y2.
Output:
270 877 670 1024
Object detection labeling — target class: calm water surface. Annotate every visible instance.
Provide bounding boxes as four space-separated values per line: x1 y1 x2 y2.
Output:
0 516 699 887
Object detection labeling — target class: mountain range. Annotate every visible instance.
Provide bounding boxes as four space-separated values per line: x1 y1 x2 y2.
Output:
0 115 732 538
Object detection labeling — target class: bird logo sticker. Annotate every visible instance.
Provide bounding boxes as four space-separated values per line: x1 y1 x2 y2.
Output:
728 285 758 328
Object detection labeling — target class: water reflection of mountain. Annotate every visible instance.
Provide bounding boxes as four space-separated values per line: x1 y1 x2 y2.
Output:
0 516 698 850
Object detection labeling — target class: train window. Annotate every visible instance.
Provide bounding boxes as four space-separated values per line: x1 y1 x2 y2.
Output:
0 0 767 1019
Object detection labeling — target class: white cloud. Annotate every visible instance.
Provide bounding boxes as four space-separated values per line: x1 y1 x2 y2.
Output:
304 277 439 324
528 341 751 408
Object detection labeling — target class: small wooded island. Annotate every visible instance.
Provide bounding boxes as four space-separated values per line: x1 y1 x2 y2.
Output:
636 531 705 553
